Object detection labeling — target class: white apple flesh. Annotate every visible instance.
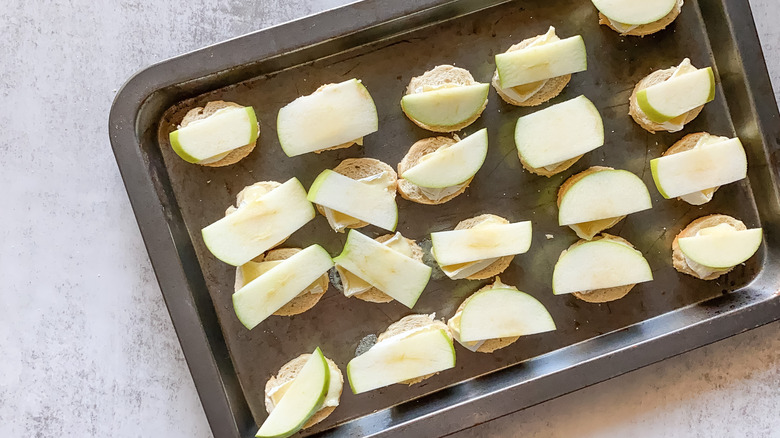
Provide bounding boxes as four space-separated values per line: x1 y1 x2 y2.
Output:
277 79 378 157
515 95 604 168
459 288 556 342
347 328 455 394
558 169 652 226
495 35 587 89
431 221 533 266
591 0 678 25
552 240 653 295
636 67 715 123
679 228 762 269
401 128 488 189
401 83 489 128
333 230 431 308
202 178 315 266
170 106 259 163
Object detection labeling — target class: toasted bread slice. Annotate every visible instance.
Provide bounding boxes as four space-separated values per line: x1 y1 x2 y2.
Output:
234 247 330 317
660 132 722 202
403 65 487 132
557 166 625 239
565 233 637 303
491 33 571 107
178 101 257 167
598 0 683 37
450 214 515 280
671 214 746 280
451 280 520 353
376 314 451 384
308 83 365 153
396 136 472 205
629 65 704 134
352 234 425 303
224 181 290 250
315 158 398 231
264 353 343 430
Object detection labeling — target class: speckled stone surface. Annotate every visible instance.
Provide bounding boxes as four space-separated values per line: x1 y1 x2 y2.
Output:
0 1 777 437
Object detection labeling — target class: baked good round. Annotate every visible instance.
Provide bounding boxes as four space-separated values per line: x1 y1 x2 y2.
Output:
177 101 257 167
557 166 625 239
449 279 520 353
629 61 705 134
350 234 426 304
561 233 638 303
376 314 452 385
396 135 472 205
672 214 747 280
598 0 683 37
451 214 515 280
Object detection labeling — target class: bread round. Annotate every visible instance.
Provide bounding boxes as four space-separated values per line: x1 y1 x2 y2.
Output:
403 65 487 132
315 158 398 231
396 136 472 205
352 234 425 303
629 65 704 134
451 281 520 353
225 181 290 249
491 34 571 107
561 233 637 303
264 353 343 430
660 132 722 203
452 214 514 280
309 83 363 153
557 166 625 239
598 0 683 37
377 315 451 385
178 101 257 167
671 214 746 280
519 154 582 178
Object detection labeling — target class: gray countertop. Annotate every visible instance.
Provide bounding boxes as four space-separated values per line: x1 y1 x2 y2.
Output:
1 1 778 436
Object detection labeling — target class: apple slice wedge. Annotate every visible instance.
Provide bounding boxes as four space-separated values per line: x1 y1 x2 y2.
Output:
401 83 489 128
308 169 398 232
496 35 587 89
256 347 330 438
277 79 378 157
558 169 652 226
334 230 431 308
202 178 315 266
401 128 489 188
347 328 455 394
459 288 556 343
552 239 653 295
515 95 604 168
431 221 533 266
233 245 333 330
650 138 747 199
170 106 259 163
591 0 678 25
637 68 715 123
679 228 762 269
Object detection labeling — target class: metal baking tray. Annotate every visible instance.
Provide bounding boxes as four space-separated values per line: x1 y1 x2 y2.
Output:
108 0 780 436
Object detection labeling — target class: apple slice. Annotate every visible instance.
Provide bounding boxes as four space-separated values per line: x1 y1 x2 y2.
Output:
347 328 455 394
431 221 532 266
256 347 330 438
515 95 604 168
496 36 587 89
650 138 747 199
401 128 489 189
233 245 333 330
333 230 431 308
277 79 378 157
552 240 653 295
592 0 678 25
459 288 556 342
637 68 715 123
401 83 489 128
308 169 398 231
202 178 315 266
679 228 762 269
558 170 652 226
170 106 259 163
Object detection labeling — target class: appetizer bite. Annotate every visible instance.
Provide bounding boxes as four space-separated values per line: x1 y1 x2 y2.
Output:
397 128 488 205
558 167 652 239
630 58 715 133
277 79 378 156
169 101 259 166
202 179 315 266
552 234 653 303
256 348 341 438
334 231 431 307
515 95 605 177
672 215 762 280
493 27 587 107
651 133 747 205
431 214 532 280
401 65 489 132
347 314 455 394
593 0 684 36
308 158 398 233
447 278 556 353
232 245 333 330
